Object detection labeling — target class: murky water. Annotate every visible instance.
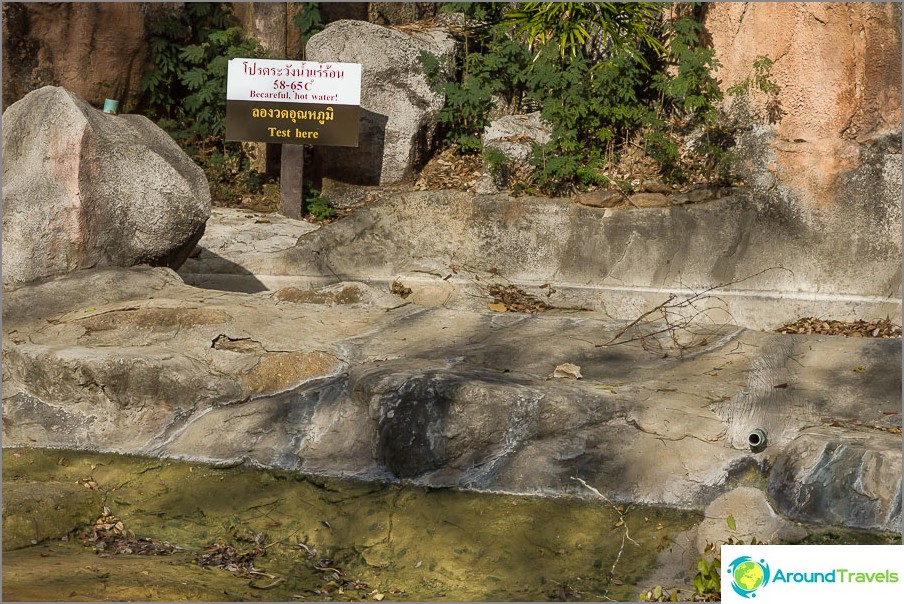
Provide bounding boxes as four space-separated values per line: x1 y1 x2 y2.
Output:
3 448 703 602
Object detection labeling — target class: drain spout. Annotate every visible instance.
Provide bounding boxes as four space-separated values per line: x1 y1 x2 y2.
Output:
747 428 767 451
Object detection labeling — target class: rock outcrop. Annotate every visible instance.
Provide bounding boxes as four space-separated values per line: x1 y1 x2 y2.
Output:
1 86 210 284
1 2 149 112
180 190 901 331
305 20 457 186
2 265 900 532
704 3 902 218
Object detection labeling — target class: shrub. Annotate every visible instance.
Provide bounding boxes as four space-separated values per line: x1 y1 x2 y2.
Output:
140 2 274 204
423 2 738 195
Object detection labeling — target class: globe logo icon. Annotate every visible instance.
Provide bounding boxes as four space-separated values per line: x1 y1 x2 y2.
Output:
726 556 771 598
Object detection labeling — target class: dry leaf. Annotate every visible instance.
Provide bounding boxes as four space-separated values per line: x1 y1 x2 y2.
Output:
487 303 508 313
551 363 583 379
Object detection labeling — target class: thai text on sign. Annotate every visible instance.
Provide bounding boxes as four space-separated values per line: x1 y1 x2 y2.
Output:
225 58 362 146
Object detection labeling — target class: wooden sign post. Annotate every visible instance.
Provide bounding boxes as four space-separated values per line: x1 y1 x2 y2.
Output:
225 58 362 218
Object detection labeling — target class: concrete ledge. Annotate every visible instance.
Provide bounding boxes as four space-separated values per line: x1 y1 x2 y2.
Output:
180 191 902 330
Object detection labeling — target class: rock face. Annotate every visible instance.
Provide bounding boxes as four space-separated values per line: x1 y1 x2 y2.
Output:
2 265 901 532
1 2 149 112
305 20 457 186
1 86 210 285
704 3 902 218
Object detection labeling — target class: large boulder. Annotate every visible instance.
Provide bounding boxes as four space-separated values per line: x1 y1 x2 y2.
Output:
305 20 457 186
1 86 210 285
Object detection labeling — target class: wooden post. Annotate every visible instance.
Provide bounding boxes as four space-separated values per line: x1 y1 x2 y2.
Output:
280 144 305 219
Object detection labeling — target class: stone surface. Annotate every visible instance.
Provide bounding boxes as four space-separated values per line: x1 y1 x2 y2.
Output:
180 208 319 292
1 480 103 550
768 433 903 531
706 2 901 144
180 191 901 331
669 186 723 205
1 3 149 112
629 192 671 208
3 266 900 532
696 487 807 554
306 20 457 186
704 3 902 231
2 86 210 285
575 190 625 208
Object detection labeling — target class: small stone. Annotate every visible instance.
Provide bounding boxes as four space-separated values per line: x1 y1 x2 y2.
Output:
629 192 670 208
575 190 624 208
639 180 673 194
670 187 719 205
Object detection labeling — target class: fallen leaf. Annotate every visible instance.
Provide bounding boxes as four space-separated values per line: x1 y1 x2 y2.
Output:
487 303 508 313
551 363 583 379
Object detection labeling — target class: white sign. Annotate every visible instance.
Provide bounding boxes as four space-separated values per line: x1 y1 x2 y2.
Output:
721 545 904 603
227 58 361 106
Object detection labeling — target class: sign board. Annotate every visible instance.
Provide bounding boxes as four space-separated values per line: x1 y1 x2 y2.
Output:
225 58 362 146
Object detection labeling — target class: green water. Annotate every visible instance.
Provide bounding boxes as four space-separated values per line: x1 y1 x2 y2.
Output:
2 448 704 601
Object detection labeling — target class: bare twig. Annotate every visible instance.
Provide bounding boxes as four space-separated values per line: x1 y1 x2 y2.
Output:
573 477 638 601
598 267 793 357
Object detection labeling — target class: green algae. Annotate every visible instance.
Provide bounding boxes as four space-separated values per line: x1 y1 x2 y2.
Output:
3 447 701 601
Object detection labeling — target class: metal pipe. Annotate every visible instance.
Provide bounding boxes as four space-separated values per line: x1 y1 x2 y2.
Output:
747 428 767 451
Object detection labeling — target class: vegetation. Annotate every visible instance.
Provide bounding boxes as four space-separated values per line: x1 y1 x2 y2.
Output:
293 2 325 57
727 54 783 124
422 2 735 195
139 2 740 207
303 185 336 221
140 2 275 206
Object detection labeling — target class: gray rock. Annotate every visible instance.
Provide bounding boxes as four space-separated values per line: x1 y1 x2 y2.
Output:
1 86 210 284
669 186 721 205
767 433 903 531
482 112 552 189
178 189 901 332
2 266 900 532
696 487 807 553
483 112 552 164
639 180 674 194
306 21 457 186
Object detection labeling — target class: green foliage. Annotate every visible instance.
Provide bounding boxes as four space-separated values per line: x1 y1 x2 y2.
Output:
293 3 325 56
421 11 533 153
727 54 783 123
140 3 275 204
727 55 780 97
692 544 722 599
142 3 267 140
505 1 663 65
303 185 335 221
423 2 737 195
304 191 336 220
